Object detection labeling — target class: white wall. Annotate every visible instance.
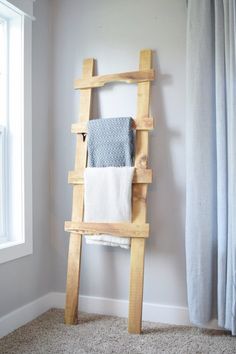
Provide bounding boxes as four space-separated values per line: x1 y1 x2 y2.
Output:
51 0 187 308
0 0 52 317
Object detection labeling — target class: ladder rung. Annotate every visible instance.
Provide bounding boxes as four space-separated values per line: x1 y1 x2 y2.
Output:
71 117 154 134
74 69 155 89
68 168 152 185
65 221 149 238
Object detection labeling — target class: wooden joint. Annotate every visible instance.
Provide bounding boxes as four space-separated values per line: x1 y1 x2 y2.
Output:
74 69 154 89
68 168 152 185
71 117 154 134
65 221 149 238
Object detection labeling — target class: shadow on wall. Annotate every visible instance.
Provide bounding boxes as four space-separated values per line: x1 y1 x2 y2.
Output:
147 50 186 295
75 50 186 302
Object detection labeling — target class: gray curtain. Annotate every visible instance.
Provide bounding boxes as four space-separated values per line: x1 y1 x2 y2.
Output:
186 0 236 334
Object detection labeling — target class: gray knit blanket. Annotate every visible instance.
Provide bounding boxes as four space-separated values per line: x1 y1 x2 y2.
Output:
87 117 135 167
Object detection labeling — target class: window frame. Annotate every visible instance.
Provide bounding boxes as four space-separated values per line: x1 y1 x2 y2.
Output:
0 16 8 244
0 15 8 245
0 0 33 264
0 124 7 243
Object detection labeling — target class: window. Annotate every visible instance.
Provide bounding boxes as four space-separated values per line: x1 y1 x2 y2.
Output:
0 0 33 263
0 17 7 244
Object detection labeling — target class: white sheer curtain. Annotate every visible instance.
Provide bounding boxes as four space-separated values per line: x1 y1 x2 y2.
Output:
186 0 236 334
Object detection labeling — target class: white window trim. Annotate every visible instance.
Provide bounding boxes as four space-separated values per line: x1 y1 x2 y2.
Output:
0 0 33 264
0 0 35 20
0 125 7 242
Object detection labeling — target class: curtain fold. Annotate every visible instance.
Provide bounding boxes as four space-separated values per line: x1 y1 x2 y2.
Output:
186 0 236 334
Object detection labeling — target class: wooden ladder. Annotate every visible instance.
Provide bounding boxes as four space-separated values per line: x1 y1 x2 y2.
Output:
64 49 154 334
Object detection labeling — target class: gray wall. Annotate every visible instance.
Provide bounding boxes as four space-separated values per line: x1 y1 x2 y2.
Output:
51 0 187 307
0 0 52 317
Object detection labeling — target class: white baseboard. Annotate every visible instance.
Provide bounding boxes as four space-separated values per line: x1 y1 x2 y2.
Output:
1 292 219 339
51 292 190 326
0 293 52 338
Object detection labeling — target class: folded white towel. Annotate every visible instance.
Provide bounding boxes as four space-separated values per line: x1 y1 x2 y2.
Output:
84 167 134 249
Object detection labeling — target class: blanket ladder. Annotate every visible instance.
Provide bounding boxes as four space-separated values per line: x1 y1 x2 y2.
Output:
64 49 154 334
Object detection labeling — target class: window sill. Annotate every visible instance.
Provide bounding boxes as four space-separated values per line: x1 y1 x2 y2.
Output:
0 239 32 264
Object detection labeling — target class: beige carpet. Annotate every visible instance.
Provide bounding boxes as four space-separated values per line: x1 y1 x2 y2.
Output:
0 309 235 354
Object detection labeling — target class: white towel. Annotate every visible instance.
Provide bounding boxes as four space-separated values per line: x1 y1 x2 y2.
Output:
84 167 134 249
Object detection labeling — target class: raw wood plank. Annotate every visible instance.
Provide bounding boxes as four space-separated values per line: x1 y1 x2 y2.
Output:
68 168 152 185
65 222 149 238
65 50 153 334
71 117 154 133
74 69 154 89
128 49 152 334
65 58 94 325
64 232 82 324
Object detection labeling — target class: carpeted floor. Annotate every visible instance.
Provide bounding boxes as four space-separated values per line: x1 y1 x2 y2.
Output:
0 309 235 354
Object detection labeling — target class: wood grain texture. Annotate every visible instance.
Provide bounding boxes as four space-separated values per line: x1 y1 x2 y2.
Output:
68 168 152 185
71 117 154 133
65 222 149 238
64 232 82 324
65 50 153 334
65 59 94 325
128 49 152 334
74 69 154 89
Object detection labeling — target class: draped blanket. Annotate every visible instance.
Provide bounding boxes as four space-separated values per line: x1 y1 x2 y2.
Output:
87 117 134 167
84 167 134 249
84 117 135 248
